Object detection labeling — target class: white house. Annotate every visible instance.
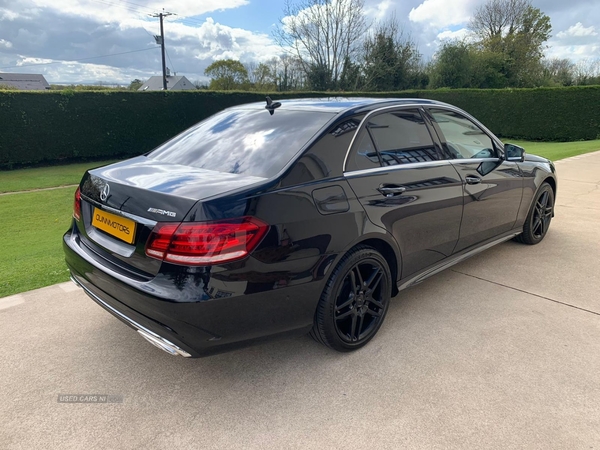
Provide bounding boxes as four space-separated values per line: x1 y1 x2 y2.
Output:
138 75 195 91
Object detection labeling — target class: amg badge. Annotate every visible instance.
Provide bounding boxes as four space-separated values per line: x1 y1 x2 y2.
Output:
147 208 176 218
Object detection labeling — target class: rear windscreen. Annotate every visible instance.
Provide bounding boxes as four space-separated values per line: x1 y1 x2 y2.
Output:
148 108 335 178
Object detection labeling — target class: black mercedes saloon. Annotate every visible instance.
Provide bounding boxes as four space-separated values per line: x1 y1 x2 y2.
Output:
64 98 557 357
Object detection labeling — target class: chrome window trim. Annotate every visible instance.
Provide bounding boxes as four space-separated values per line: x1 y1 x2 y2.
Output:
342 103 438 173
344 159 454 179
423 105 506 156
450 157 504 165
342 102 506 175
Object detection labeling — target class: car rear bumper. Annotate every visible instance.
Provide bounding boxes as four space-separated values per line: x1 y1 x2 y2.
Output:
64 229 323 357
69 274 193 357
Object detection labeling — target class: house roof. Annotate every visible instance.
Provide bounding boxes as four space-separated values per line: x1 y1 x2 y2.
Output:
0 73 51 90
138 75 195 91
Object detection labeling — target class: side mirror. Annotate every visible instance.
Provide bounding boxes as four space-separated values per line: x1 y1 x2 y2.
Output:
504 143 525 162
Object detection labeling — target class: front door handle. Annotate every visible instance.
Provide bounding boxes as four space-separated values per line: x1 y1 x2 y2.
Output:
377 184 406 197
465 176 482 185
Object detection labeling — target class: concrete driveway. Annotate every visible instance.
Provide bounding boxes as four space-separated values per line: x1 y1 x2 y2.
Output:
2 152 599 449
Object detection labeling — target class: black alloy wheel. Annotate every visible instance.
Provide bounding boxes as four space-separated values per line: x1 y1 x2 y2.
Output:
311 246 392 352
516 182 554 245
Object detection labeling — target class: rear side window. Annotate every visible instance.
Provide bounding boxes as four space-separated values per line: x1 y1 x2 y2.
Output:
368 110 439 165
148 109 335 178
345 108 439 171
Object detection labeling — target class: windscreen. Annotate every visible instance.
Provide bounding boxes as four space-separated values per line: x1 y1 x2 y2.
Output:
148 108 336 178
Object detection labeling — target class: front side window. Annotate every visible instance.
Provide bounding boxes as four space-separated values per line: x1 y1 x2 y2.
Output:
428 109 497 159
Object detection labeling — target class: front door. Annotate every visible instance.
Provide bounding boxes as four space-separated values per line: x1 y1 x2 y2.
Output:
426 108 523 252
344 108 464 278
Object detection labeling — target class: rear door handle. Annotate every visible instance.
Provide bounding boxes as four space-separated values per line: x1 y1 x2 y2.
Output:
377 184 406 197
465 176 481 185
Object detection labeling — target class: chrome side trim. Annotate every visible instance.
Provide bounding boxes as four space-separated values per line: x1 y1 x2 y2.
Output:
397 231 521 291
70 275 192 357
344 160 454 178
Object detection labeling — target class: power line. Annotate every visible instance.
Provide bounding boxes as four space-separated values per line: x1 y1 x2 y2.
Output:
88 0 149 15
0 47 159 70
165 47 176 75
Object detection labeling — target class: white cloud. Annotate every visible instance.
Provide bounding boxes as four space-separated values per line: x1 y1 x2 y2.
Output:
546 42 600 62
0 7 20 20
556 22 597 38
27 0 249 22
548 22 600 61
16 56 53 65
409 0 476 28
436 28 470 41
0 39 12 49
365 0 394 20
158 17 282 62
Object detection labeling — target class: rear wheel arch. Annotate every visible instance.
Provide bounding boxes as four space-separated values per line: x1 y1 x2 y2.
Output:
360 239 400 297
344 237 400 297
310 245 394 351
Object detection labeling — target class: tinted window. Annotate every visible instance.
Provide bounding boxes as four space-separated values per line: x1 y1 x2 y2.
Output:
351 131 381 170
367 110 439 166
148 109 335 178
429 109 497 159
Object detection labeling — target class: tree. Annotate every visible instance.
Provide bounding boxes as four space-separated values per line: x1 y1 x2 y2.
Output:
429 41 475 89
541 58 575 86
429 41 508 89
573 58 600 85
361 16 422 91
204 59 249 90
128 79 143 90
192 79 209 89
468 0 551 87
275 0 368 89
245 62 278 91
269 55 307 91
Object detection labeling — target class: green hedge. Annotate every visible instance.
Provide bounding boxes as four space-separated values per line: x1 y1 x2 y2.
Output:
0 87 598 169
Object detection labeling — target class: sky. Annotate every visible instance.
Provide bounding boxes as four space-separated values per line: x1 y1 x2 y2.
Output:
0 0 598 85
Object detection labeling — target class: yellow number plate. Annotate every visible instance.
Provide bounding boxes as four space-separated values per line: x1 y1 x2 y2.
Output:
92 208 136 244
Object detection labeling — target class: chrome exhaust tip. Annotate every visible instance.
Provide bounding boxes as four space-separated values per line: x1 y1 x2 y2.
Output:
137 329 192 357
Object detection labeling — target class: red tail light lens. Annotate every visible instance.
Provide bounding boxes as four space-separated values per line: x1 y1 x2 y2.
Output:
145 217 269 266
73 187 82 221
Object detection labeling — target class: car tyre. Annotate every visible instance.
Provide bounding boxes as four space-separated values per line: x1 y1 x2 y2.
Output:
310 246 392 352
515 182 554 245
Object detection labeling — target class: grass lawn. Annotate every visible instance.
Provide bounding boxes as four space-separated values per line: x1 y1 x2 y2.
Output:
508 139 600 161
0 160 118 193
0 189 73 297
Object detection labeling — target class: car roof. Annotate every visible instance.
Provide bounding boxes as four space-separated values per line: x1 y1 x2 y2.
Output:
232 97 448 115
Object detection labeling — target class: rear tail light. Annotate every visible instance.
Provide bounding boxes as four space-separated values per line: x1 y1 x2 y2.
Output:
73 187 82 221
145 217 269 266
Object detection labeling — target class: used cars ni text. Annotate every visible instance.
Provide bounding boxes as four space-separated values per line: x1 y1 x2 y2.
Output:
64 98 557 357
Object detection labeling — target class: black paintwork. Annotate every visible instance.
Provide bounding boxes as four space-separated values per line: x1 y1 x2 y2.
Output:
63 97 557 357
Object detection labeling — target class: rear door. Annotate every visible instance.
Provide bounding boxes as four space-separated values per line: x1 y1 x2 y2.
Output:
425 107 523 252
344 108 464 278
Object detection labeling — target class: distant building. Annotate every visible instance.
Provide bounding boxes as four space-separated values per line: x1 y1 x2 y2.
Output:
0 73 51 90
138 75 195 91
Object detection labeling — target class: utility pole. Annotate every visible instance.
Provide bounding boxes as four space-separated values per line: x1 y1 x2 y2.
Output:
151 10 175 90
